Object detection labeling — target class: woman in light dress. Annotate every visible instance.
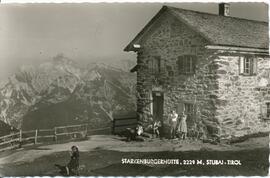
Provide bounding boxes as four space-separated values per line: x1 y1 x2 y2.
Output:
178 111 187 140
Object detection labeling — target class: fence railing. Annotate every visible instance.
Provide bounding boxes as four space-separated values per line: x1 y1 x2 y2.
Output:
0 123 111 152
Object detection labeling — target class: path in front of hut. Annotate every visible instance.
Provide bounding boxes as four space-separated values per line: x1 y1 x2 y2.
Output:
0 135 269 176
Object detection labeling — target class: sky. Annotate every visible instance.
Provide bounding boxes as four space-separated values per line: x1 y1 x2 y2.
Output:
0 2 268 81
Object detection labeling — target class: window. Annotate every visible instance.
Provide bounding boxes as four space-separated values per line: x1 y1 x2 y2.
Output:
166 66 174 77
266 103 270 118
177 55 197 74
184 103 194 116
184 103 196 128
239 56 257 76
244 57 251 74
148 56 161 74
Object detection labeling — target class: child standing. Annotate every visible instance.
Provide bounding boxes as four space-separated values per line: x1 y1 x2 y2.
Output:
153 121 161 138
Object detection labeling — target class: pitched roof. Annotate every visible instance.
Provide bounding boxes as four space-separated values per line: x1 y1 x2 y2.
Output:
124 6 269 51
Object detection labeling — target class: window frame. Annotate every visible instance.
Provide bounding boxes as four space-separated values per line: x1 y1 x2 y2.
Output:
148 56 161 74
184 103 194 116
239 56 257 76
177 55 197 75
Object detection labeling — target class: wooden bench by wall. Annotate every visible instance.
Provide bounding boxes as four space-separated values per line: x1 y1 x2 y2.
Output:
112 116 138 134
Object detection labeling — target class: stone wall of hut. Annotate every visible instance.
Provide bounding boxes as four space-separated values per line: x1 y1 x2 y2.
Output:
135 12 270 139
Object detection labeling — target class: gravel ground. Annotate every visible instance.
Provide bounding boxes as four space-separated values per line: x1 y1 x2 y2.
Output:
0 134 269 176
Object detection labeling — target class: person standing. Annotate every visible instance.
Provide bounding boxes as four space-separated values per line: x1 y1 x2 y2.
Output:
178 112 188 140
169 110 178 139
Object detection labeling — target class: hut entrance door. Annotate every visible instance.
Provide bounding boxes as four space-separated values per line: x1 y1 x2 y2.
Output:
152 91 164 122
152 91 164 136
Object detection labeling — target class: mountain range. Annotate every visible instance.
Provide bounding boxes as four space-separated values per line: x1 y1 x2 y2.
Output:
0 54 136 133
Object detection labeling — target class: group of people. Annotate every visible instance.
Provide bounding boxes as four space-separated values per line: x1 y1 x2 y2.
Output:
122 111 187 141
169 110 187 140
123 110 188 141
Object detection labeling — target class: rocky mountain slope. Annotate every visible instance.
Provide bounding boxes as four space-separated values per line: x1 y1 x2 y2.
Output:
0 55 136 130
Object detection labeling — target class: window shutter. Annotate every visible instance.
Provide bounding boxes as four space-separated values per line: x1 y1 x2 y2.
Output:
147 60 150 71
184 56 188 73
239 57 244 75
159 57 164 73
178 56 184 74
252 58 258 75
153 58 157 73
152 58 157 73
192 56 197 74
193 104 197 123
155 56 161 73
261 103 267 119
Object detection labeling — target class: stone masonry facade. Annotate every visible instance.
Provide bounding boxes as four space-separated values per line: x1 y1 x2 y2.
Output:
216 54 270 138
135 11 270 139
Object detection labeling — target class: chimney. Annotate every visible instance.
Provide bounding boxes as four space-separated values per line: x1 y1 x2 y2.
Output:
219 3 230 16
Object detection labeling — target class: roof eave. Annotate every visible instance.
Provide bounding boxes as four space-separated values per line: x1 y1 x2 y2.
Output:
206 45 269 55
123 6 169 52
124 45 132 52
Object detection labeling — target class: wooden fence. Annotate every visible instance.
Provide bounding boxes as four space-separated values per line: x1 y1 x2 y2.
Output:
0 124 111 152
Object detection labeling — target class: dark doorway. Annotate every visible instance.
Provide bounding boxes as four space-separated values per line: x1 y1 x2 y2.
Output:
152 91 164 122
152 91 164 136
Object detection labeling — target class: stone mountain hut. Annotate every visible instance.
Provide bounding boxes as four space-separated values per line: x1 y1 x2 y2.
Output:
124 4 270 140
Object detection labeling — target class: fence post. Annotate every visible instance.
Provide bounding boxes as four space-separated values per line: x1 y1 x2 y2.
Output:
85 124 88 138
34 129 38 144
19 130 22 148
112 119 115 134
54 127 57 142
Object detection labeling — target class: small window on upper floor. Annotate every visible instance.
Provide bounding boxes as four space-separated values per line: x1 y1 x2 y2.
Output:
177 55 197 74
239 56 257 76
148 56 161 74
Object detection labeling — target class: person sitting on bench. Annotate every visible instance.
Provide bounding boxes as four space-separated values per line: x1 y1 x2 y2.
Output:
55 145 80 176
124 123 150 142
